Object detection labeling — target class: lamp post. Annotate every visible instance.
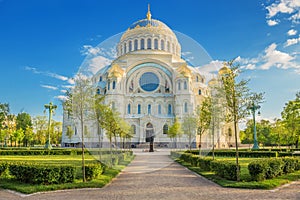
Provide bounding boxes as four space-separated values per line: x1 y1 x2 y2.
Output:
44 102 57 150
248 102 260 150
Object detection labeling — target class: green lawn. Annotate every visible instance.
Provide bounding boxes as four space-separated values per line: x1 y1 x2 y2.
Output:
0 153 134 194
175 156 300 189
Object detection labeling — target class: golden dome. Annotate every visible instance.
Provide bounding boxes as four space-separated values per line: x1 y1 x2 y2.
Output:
208 78 218 86
218 66 231 76
177 64 192 78
107 64 124 78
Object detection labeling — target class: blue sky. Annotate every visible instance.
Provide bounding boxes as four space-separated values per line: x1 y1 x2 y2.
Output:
0 0 299 122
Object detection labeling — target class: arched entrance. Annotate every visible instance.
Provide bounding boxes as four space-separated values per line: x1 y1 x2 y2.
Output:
145 122 154 152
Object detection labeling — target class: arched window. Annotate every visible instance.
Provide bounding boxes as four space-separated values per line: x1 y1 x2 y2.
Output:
154 39 158 49
127 104 131 114
99 76 102 82
196 76 199 82
184 102 188 113
141 39 145 50
184 81 187 90
161 40 165 50
168 104 172 115
112 81 116 89
163 124 168 134
96 88 100 94
124 43 127 53
158 104 161 115
120 44 123 55
129 41 132 52
167 41 170 52
198 89 202 95
107 80 110 90
131 125 136 134
137 104 141 114
134 39 138 50
148 104 151 114
172 43 175 53
147 38 151 49
178 81 181 90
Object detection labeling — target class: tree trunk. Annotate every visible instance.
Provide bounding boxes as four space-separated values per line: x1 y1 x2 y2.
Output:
199 133 202 157
81 117 86 182
234 115 240 181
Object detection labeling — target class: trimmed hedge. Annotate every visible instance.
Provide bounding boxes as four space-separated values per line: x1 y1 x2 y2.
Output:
198 158 213 171
186 150 278 158
248 157 300 181
0 149 133 156
85 163 104 181
211 160 240 181
0 162 8 176
9 162 76 184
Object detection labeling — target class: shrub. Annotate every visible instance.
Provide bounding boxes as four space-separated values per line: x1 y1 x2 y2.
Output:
248 158 286 181
85 163 104 181
265 158 284 179
198 158 213 171
190 155 199 167
211 160 240 181
186 150 277 158
0 162 8 176
248 160 268 181
9 162 76 184
282 157 298 173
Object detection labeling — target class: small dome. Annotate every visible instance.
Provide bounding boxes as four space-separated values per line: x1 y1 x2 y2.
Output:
208 78 218 86
117 6 181 57
218 66 231 76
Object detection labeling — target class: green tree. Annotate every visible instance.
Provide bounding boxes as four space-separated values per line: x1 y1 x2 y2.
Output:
16 112 32 147
270 119 288 148
0 103 9 147
219 60 263 181
168 118 182 149
32 116 48 145
281 92 300 148
13 129 24 147
51 121 62 145
118 119 132 149
182 115 197 150
196 97 212 156
67 74 95 182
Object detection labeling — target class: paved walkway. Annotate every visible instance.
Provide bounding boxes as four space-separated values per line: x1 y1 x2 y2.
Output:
0 149 299 200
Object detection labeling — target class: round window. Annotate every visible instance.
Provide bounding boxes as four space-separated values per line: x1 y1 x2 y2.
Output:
139 72 159 92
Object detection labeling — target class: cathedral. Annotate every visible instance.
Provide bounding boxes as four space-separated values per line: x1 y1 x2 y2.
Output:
62 7 238 149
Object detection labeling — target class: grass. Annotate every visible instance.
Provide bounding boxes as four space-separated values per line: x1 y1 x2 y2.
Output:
0 154 135 194
174 156 300 190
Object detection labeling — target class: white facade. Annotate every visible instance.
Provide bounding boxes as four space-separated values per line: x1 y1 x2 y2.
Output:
62 9 238 148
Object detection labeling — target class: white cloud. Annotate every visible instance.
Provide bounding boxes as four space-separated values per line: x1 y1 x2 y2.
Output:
47 72 68 81
235 43 300 74
55 95 68 101
60 89 67 93
41 84 58 90
287 29 297 36
182 51 192 56
265 0 300 24
25 66 74 84
260 43 296 70
62 85 74 89
290 10 300 23
81 45 101 56
87 56 112 74
266 0 295 18
285 35 300 47
267 19 279 26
